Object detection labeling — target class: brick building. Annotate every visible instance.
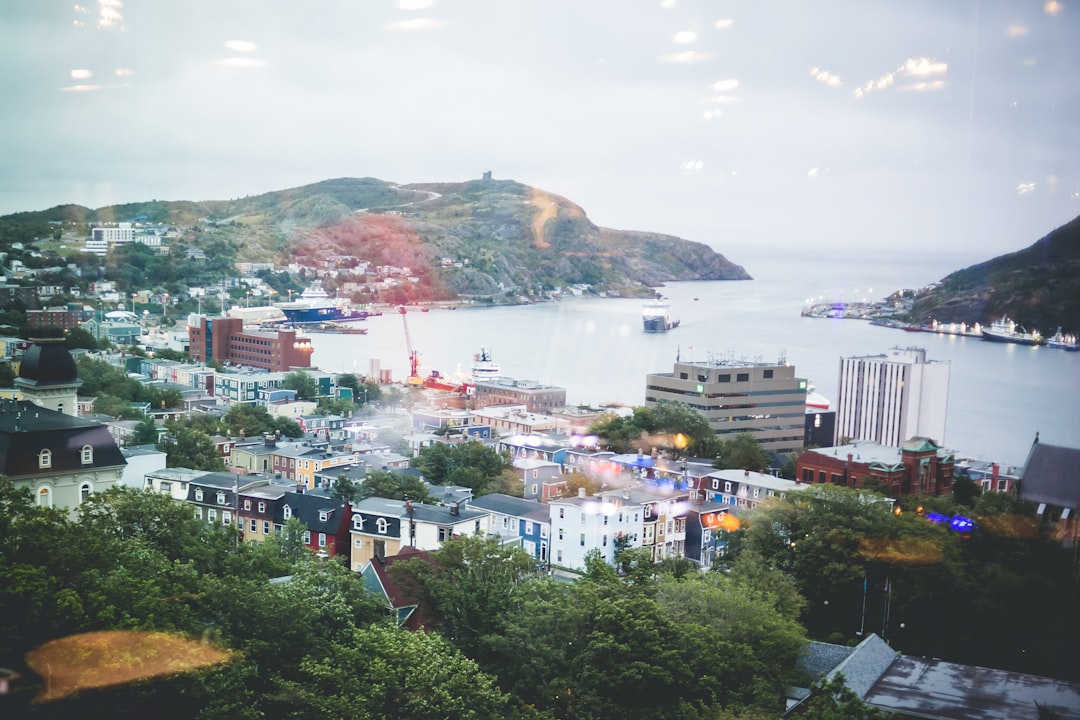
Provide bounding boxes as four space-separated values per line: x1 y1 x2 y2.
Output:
795 437 955 497
187 314 313 372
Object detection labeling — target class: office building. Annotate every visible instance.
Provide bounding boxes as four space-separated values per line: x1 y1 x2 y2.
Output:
835 347 949 447
645 357 808 453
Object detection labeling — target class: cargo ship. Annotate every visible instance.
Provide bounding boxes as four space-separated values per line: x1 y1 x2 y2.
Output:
274 283 369 325
643 299 679 333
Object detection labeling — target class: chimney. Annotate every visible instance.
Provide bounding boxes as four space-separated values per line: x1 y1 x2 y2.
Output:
264 433 275 447
451 501 460 516
578 487 586 499
744 469 749 477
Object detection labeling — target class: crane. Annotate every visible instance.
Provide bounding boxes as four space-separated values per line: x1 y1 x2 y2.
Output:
399 306 424 386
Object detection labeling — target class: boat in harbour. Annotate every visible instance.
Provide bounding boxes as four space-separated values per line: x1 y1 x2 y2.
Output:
274 282 369 325
980 316 1041 346
643 299 680 333
1046 328 1080 351
471 347 501 382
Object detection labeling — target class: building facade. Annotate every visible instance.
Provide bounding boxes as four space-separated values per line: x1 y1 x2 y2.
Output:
187 314 314 372
645 358 808 453
472 378 567 413
835 347 950 447
796 438 955 497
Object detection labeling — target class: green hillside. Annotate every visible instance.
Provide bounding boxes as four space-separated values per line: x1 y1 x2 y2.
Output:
908 215 1080 334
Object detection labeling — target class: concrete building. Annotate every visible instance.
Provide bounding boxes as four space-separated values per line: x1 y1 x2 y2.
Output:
835 347 950 447
645 357 808 453
472 377 567 413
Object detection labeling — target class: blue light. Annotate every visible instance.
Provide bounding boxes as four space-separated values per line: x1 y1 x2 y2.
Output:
925 512 948 524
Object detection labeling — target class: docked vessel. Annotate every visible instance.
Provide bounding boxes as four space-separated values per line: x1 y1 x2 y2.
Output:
471 348 501 382
1046 328 1080 351
274 283 369 325
643 299 680 333
980 317 1041 346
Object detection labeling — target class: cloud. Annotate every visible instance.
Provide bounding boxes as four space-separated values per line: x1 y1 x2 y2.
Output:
714 19 734 30
115 68 134 77
658 51 712 64
397 0 435 9
71 69 93 80
673 30 698 44
1016 182 1036 195
224 40 258 53
902 57 947 77
383 17 444 31
1007 23 1030 36
704 95 740 104
712 79 739 92
214 57 268 69
809 67 841 88
681 160 704 175
660 0 677 8
904 80 947 92
854 57 946 98
60 84 101 92
95 0 126 30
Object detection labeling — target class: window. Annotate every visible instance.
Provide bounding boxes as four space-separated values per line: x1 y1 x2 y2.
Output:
724 481 732 493
559 508 565 519
764 369 774 379
303 531 311 544
579 533 585 547
558 528 564 540
319 510 329 522
645 505 652 518
438 527 449 542
217 492 227 505
354 537 363 548
79 483 92 503
525 521 534 534
531 484 538 496
557 549 563 563
80 444 93 464
208 509 217 522
194 507 202 520
283 505 292 520
737 373 749 382
712 478 719 490
602 534 607 546
38 449 52 469
244 499 252 511
258 501 266 513
540 524 549 538
249 519 257 533
318 533 327 547
223 511 232 525
603 514 608 525
195 488 204 502
532 469 538 478
718 373 731 382
263 520 271 535
37 487 51 507
580 513 586 524
752 488 760 498
376 518 388 534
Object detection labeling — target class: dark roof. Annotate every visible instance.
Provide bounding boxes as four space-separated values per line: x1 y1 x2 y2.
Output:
468 492 545 517
281 491 347 533
16 339 78 386
865 655 1080 720
1019 442 1080 508
0 401 125 476
363 546 436 632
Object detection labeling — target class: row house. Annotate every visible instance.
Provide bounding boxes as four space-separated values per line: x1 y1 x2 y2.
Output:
796 438 955 497
272 445 356 489
699 469 806 509
187 472 249 526
238 486 351 557
514 458 566 503
215 370 289 405
599 485 690 562
298 413 348 440
144 467 210 501
549 489 645 571
469 404 560 435
467 492 551 565
498 433 569 464
684 500 737 570
349 497 486 572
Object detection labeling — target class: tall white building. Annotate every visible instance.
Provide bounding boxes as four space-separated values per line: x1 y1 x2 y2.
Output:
835 347 950 447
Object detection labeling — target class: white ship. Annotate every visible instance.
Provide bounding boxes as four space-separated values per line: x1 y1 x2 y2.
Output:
643 299 679 333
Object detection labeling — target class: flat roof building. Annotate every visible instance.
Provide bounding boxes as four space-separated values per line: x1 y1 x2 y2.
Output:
645 357 807 453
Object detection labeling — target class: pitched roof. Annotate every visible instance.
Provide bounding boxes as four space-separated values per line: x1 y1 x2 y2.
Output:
0 401 126 476
1020 442 1080 509
468 492 545 517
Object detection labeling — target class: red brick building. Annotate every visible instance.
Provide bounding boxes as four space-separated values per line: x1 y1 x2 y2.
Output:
796 437 955 497
187 315 313 372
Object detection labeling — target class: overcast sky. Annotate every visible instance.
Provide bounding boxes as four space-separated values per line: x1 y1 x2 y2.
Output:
1 1 1076 267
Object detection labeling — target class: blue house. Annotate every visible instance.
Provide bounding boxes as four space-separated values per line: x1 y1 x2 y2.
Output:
467 492 551 566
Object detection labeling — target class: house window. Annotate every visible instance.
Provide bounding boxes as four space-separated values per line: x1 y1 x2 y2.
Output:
195 488 204 502
217 492 227 505
303 531 311 544
559 508 565 519
525 521 534 534
37 487 52 507
319 510 329 522
79 483 92 503
502 516 509 529
208 509 217 522
194 507 202 520
557 550 563 563
752 488 760 498
540 525 549 538
645 505 652 518
579 533 585 547
724 481 731 493
580 514 586 524
244 499 252 511
258 501 266 513
263 520 271 535
376 518 388 534
38 449 52 469
354 538 362 548
602 534 608 546
249 519 257 533
558 528 564 540
318 533 327 547
531 484 538 496
80 445 93 464
283 505 292 520
711 478 719 490
438 527 449 542
764 369 774 379
223 511 232 525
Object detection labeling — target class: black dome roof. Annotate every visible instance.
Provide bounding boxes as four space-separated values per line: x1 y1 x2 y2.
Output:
18 339 78 385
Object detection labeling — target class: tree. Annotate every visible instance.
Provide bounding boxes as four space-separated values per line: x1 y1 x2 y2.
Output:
357 470 431 502
130 417 160 446
715 433 770 472
800 674 890 720
282 370 319 401
63 326 101 351
161 423 226 471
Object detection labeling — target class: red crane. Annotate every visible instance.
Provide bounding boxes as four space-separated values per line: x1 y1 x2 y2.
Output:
399 307 423 385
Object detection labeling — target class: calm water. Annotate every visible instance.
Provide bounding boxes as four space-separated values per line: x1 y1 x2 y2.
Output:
309 250 1079 467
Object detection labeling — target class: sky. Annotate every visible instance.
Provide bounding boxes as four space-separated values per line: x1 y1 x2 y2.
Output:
1 0 1077 270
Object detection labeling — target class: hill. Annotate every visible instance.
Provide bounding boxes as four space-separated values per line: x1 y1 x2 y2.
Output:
908 215 1080 334
5 177 751 300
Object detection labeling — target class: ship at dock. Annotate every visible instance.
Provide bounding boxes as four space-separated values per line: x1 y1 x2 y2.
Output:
643 299 679 333
1046 328 1080 351
273 282 369 325
981 316 1041 346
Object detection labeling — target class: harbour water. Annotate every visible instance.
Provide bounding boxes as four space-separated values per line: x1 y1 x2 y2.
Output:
309 250 1080 468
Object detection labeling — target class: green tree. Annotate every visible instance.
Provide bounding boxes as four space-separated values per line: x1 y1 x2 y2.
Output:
161 423 227 471
358 469 431 502
715 432 770 472
800 674 890 720
282 370 319 401
63 326 101 351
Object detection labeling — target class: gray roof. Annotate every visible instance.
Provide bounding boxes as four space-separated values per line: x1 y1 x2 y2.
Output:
468 493 545 517
798 641 857 681
865 655 1080 720
1019 442 1080 509
353 496 485 525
